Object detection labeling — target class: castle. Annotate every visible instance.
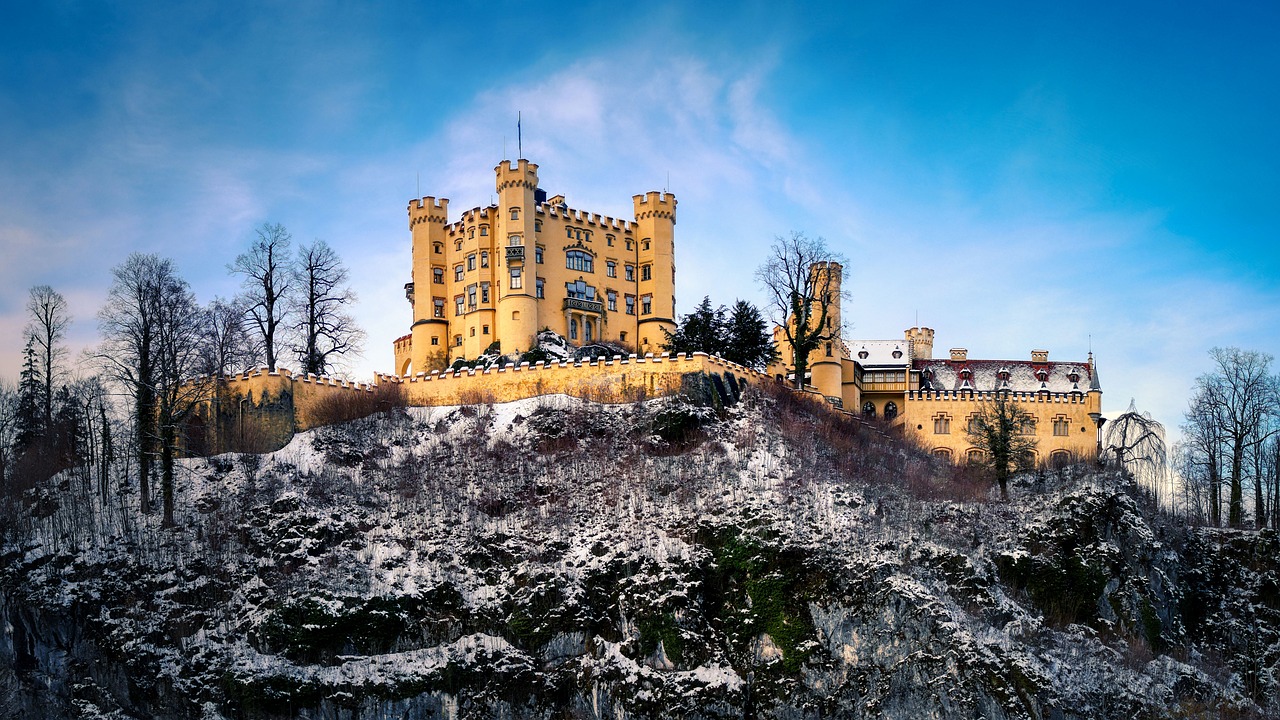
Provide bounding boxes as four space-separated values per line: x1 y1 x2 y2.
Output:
768 262 1105 465
394 159 677 375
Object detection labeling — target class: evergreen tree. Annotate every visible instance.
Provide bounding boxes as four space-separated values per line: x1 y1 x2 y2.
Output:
14 338 43 457
721 300 777 370
663 296 725 357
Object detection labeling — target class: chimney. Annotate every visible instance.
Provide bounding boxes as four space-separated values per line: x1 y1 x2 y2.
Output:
1031 349 1049 363
950 348 967 362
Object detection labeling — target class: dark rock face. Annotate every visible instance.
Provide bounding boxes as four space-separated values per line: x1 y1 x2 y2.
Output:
0 391 1275 719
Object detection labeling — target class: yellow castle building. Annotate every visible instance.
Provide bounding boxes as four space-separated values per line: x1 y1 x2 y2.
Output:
770 263 1105 465
394 159 677 375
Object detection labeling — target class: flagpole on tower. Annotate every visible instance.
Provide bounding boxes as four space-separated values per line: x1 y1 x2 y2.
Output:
518 111 522 159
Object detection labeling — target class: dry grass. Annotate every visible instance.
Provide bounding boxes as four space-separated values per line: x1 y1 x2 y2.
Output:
308 383 407 427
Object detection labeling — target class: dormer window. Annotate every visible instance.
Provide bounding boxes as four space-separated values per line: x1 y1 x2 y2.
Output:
892 349 903 359
1067 368 1081 383
858 350 869 359
997 368 1011 382
959 368 973 380
1035 368 1049 382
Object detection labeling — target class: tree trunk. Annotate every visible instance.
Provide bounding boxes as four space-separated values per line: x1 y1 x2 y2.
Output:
1209 452 1221 527
160 417 176 528
1229 444 1244 528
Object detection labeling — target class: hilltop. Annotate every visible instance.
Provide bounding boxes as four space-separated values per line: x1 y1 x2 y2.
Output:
1 383 1276 719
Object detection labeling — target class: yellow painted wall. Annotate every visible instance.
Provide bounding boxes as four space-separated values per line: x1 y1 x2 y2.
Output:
901 390 1102 463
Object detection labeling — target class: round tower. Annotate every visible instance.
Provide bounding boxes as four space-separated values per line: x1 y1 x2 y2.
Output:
495 159 540 353
632 191 677 353
905 326 935 360
808 261 843 400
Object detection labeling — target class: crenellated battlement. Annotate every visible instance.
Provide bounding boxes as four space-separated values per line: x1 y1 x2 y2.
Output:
408 196 449 228
907 389 1091 403
495 158 539 191
539 203 634 231
633 191 677 222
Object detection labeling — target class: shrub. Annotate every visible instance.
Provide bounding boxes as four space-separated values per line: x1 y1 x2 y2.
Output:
307 383 407 428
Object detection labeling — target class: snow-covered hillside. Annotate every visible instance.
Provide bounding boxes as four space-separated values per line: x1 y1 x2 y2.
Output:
1 385 1275 718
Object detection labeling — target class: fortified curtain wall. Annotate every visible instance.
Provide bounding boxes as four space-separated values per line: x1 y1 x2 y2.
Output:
184 353 768 455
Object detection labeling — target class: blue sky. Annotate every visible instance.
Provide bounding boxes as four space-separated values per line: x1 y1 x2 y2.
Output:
2 1 1278 439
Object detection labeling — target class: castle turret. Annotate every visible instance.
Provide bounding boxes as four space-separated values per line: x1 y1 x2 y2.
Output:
808 261 844 400
495 159 540 353
408 196 449 374
905 326 934 360
632 191 677 353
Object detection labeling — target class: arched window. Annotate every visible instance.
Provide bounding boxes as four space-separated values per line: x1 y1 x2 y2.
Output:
967 448 986 463
433 242 443 254
1053 416 1070 436
884 402 898 421
825 342 833 357
584 319 594 343
933 448 953 461
479 225 489 236
1050 450 1071 468
509 207 520 220
933 414 951 434
566 250 594 272
569 318 579 340
862 401 876 418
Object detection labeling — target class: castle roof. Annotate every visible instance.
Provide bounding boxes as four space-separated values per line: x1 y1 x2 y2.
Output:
914 358 1096 394
848 340 910 367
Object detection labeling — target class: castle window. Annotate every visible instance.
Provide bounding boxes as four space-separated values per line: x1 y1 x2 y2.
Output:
884 402 898 421
625 265 635 281
431 336 439 346
510 207 520 220
933 414 951 434
468 227 475 239
536 277 545 298
966 448 986 463
512 310 520 321
858 350 869 359
566 250 594 272
626 240 634 251
534 220 542 232
575 229 582 240
467 254 476 271
535 246 544 264
455 240 463 252
433 267 444 284
566 227 574 239
620 331 628 342
1021 417 1038 435
566 279 596 300
1053 416 1070 436
509 234 523 246
483 325 490 335
862 402 876 419
607 291 617 311
481 282 490 303
892 349 903 359
433 242 443 255
625 295 636 315
454 265 464 282
454 296 464 316
1051 450 1071 468
606 234 615 247
933 448 952 460
825 342 832 357
584 319 594 343
470 327 476 337
455 334 462 347
606 261 617 278
509 267 522 289
433 298 445 318
641 264 651 281
642 239 650 251
481 251 489 268
641 295 652 315
569 318 579 340
968 415 982 434
479 225 488 236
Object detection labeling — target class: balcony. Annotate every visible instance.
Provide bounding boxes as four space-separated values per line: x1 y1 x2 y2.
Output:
563 297 604 314
404 282 414 304
505 246 525 262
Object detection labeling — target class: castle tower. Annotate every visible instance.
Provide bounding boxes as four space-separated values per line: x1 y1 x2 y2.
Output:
632 191 677 353
808 261 844 399
408 196 449 374
905 326 935 360
495 159 540 353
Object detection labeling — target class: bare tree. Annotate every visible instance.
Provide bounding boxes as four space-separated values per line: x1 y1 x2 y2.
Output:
0 380 17 489
200 296 258 379
965 393 1039 500
24 285 71 433
98 253 204 521
290 239 363 376
1186 348 1280 528
1180 390 1226 526
755 232 845 389
1106 398 1169 502
230 222 293 372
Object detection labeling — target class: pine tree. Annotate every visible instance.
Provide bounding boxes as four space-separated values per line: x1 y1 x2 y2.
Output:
721 300 777 370
663 296 725 357
14 339 44 457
